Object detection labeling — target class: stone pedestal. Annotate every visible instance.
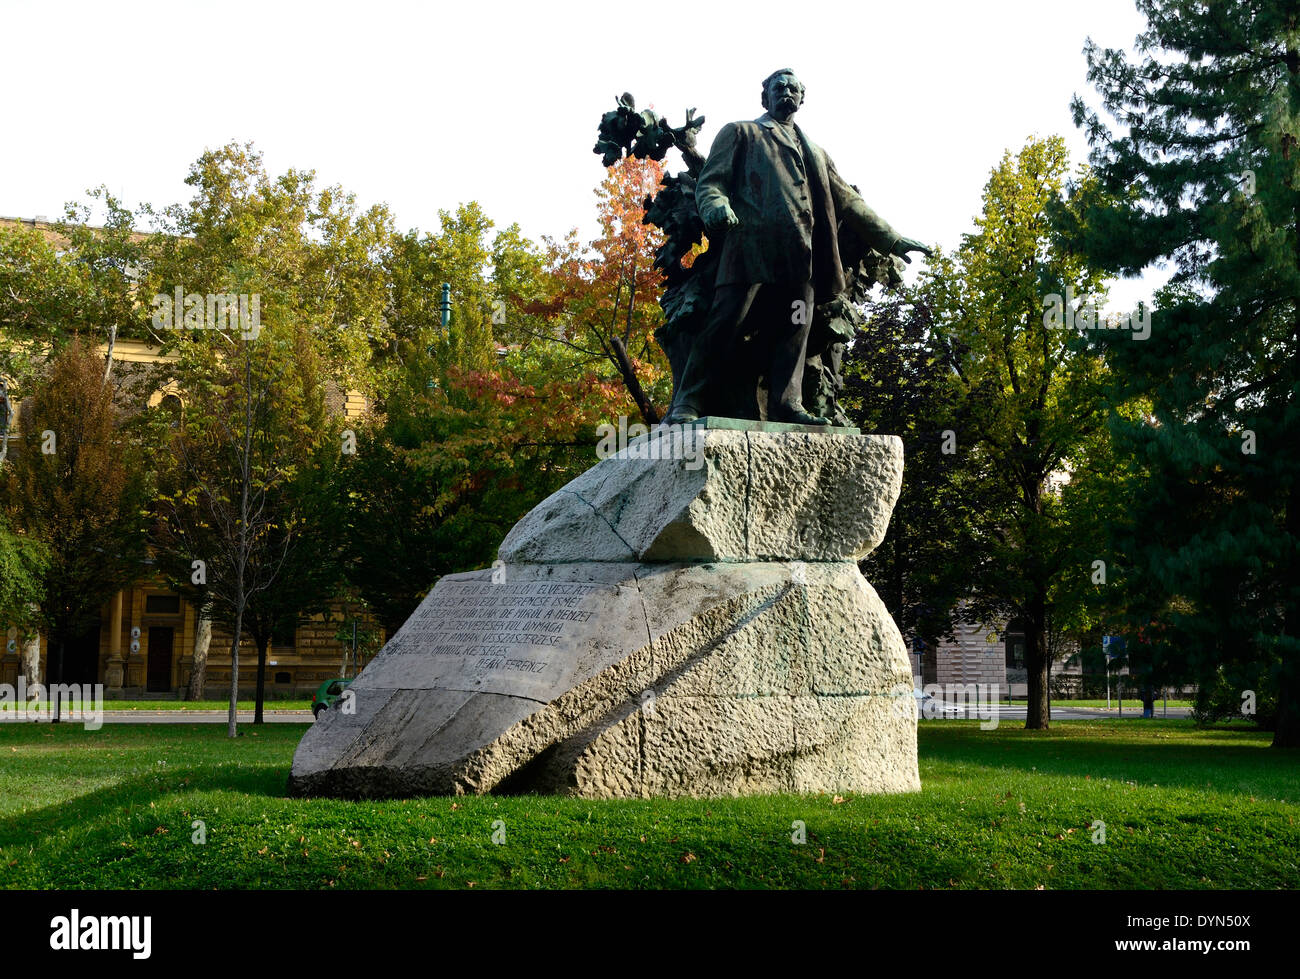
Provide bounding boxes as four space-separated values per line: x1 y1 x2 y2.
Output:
289 427 919 799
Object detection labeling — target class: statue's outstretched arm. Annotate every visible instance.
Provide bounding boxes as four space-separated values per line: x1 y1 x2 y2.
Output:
827 155 933 263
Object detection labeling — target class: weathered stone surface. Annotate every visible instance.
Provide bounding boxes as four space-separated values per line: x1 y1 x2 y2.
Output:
497 428 902 564
288 429 919 800
288 560 919 798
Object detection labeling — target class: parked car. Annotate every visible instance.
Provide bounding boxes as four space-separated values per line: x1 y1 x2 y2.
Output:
913 687 970 719
312 678 353 719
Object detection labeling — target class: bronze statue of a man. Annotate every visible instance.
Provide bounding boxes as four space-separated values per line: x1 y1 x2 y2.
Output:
662 69 933 425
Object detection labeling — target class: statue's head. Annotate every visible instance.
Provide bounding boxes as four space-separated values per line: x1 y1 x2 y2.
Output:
761 69 804 117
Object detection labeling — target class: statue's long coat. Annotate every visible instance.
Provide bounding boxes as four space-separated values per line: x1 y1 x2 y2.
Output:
695 112 901 303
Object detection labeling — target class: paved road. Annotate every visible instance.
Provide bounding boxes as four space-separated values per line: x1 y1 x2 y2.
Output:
100 710 314 724
1 710 314 725
921 703 1191 721
4 705 1192 725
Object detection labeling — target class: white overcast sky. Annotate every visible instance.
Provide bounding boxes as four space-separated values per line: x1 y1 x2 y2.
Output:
1 0 1161 311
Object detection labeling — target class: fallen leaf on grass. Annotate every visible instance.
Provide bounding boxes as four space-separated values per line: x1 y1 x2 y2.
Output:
681 852 696 864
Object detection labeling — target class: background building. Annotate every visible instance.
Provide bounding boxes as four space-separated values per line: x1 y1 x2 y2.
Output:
1 217 381 697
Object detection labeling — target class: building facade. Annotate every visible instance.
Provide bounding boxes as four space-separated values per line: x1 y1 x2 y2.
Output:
911 618 1084 699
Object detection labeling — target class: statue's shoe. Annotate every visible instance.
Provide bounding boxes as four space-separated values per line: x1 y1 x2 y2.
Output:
770 407 832 426
661 405 700 425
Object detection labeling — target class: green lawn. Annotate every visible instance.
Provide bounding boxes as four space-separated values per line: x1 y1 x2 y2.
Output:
0 720 1295 889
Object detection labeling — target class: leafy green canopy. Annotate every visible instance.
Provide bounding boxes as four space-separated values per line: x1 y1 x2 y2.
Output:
897 136 1115 728
1070 0 1300 742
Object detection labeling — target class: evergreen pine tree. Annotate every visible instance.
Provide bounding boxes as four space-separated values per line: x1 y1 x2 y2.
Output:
1071 0 1300 745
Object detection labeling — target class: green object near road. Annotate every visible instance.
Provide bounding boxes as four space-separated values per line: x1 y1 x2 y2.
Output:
311 678 352 719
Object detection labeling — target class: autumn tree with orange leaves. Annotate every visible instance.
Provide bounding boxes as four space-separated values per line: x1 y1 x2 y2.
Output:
509 155 671 426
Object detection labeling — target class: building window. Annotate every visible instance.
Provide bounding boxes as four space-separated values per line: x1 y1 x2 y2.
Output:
270 618 297 648
1004 619 1027 670
274 671 291 685
145 594 181 615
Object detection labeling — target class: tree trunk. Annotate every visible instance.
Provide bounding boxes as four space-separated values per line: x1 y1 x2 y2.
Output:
187 609 211 702
19 632 41 688
102 325 117 387
610 335 660 427
254 635 268 725
0 378 11 469
52 634 65 723
227 610 243 738
1276 665 1298 746
1275 455 1300 746
1024 593 1051 729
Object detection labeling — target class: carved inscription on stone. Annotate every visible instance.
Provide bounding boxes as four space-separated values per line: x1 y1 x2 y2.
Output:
393 579 606 680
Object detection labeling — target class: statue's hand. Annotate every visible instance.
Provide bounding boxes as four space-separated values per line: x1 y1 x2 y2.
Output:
701 201 739 233
891 237 935 264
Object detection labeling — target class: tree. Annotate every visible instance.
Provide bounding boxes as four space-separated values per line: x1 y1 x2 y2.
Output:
0 514 46 681
917 136 1112 728
510 156 671 426
153 326 329 734
343 203 622 634
0 338 151 711
145 142 390 721
1070 0 1300 745
239 435 348 724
